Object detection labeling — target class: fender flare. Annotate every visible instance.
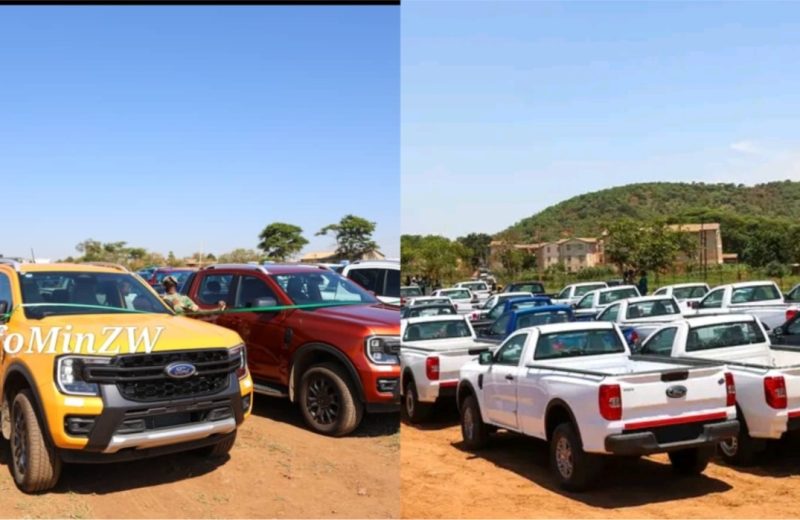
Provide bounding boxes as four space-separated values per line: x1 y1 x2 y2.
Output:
3 362 54 445
456 380 478 414
289 342 365 403
544 398 582 442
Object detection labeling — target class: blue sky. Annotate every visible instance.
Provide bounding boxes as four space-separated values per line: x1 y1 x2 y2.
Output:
403 1 800 238
0 6 399 260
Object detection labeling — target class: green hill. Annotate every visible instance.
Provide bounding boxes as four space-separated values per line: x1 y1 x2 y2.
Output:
500 180 800 263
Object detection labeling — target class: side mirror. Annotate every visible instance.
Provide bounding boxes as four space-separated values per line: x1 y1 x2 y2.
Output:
478 351 493 365
690 301 700 309
253 297 278 309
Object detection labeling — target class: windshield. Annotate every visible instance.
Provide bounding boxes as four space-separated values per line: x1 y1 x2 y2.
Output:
687 321 766 352
626 299 680 319
406 306 456 318
403 320 471 341
535 329 625 360
575 283 605 296
515 311 571 329
19 272 171 317
511 283 544 293
461 282 487 291
599 288 638 305
271 271 378 305
401 286 423 297
441 289 470 300
673 285 708 300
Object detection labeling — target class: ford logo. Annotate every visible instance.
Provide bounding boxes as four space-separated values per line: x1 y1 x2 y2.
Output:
666 385 687 399
165 362 196 379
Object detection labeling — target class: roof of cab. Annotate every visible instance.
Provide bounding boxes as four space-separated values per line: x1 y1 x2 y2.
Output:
403 314 468 324
9 262 126 274
533 321 616 334
683 314 758 327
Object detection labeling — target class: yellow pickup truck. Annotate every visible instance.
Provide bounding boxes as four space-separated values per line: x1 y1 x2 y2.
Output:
0 260 252 492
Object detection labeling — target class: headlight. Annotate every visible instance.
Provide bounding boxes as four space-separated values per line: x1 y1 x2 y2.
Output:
365 336 400 365
231 344 248 379
55 356 111 396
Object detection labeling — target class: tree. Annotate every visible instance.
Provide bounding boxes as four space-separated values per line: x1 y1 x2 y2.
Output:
258 222 308 261
604 219 697 274
217 248 263 264
317 215 378 261
456 233 493 269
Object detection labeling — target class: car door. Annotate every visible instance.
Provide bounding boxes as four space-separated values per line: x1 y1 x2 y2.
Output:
483 332 527 429
229 274 290 383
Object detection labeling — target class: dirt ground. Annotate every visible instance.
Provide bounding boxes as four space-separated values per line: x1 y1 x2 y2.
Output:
0 397 400 519
401 404 800 519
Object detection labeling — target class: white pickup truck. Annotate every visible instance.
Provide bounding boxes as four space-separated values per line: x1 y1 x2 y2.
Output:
552 282 608 306
573 285 641 320
687 281 799 330
431 288 475 314
596 295 687 346
638 314 800 465
456 321 738 490
455 280 492 303
401 315 493 422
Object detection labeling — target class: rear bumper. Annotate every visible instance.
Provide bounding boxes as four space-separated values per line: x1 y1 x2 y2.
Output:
604 420 739 455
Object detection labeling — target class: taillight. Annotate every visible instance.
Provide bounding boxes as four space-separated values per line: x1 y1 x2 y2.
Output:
725 372 736 406
425 357 440 381
598 384 622 420
787 309 798 322
764 376 787 409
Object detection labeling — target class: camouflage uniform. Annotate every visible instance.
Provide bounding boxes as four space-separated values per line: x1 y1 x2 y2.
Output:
163 293 200 314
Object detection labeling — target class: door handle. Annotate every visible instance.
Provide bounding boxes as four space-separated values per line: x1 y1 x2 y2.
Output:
505 374 515 381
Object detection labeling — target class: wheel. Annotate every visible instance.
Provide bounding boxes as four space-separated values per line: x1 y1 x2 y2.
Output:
299 363 363 437
460 395 489 449
669 446 714 475
402 378 433 424
549 422 602 491
197 431 237 458
718 420 761 466
9 390 61 493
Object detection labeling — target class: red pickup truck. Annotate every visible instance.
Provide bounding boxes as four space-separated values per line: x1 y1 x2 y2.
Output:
181 263 400 436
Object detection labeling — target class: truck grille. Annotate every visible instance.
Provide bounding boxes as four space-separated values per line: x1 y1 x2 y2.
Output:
83 349 240 402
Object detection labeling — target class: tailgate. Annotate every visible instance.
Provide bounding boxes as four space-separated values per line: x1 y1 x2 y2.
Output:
614 366 729 425
437 348 489 383
781 367 800 415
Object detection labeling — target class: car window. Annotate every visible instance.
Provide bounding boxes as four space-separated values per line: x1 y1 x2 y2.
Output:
489 313 511 336
515 311 570 329
575 284 605 296
234 275 278 309
441 289 470 300
787 317 800 335
401 286 422 298
488 302 506 320
385 269 400 298
273 272 375 304
347 268 383 294
673 285 708 300
686 321 766 352
597 304 620 322
410 306 455 318
731 285 782 304
494 333 527 365
557 287 570 299
640 327 677 356
654 288 666 296
535 329 625 360
626 299 680 319
700 289 724 309
576 293 594 309
599 288 638 305
0 273 12 307
403 320 471 341
198 274 235 306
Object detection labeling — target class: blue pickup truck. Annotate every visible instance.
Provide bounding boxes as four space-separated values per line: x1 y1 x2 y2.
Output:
470 296 553 333
476 304 575 344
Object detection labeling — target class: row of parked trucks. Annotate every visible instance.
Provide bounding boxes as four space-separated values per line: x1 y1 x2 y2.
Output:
400 278 800 490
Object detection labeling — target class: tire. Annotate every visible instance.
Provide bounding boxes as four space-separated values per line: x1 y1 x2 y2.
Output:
402 378 433 424
197 431 237 458
9 390 61 493
718 419 761 466
299 363 363 437
669 446 714 475
460 395 489 450
549 422 602 491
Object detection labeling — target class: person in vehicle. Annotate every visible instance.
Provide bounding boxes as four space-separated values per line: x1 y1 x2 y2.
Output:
162 275 226 314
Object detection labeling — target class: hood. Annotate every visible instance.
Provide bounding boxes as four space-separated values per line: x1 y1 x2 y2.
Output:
16 313 243 356
306 304 400 333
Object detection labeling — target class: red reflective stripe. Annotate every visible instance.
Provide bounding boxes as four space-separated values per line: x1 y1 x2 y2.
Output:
788 410 800 419
624 411 728 430
439 380 458 388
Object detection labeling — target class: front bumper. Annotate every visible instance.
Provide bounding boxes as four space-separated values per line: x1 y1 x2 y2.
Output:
55 373 252 462
604 419 739 455
360 363 400 413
